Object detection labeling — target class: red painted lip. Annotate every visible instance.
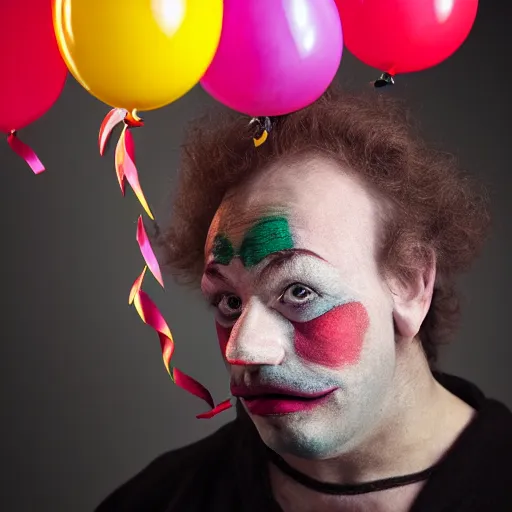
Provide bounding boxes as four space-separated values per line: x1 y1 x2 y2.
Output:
231 384 337 416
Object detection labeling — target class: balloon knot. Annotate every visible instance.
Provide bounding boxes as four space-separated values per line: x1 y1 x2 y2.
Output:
374 72 395 88
125 110 144 128
250 116 274 147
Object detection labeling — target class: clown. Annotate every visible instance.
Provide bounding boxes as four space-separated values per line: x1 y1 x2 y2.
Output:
97 88 512 512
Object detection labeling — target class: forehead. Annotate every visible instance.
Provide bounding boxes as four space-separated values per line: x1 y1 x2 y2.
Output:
205 156 383 269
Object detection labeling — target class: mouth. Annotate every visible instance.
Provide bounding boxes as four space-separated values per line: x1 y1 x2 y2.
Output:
231 386 337 416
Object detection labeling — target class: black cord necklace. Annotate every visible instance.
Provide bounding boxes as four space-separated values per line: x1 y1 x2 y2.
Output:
265 446 440 496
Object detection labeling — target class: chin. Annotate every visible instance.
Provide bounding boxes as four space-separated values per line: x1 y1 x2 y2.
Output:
251 412 349 460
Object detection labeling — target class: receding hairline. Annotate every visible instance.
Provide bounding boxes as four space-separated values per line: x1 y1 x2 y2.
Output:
203 152 395 261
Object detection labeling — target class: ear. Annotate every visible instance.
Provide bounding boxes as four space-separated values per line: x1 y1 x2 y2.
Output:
388 250 436 340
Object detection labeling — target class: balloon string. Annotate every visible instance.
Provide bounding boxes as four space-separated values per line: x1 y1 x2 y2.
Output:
98 108 154 218
117 111 153 217
116 127 155 219
99 108 128 155
136 215 164 287
129 264 233 419
100 108 232 419
7 131 45 174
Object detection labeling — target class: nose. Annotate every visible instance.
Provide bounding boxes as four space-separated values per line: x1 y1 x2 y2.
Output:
225 299 286 366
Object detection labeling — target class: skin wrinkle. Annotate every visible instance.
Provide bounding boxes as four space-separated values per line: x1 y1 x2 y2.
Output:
199 156 475 511
204 249 332 297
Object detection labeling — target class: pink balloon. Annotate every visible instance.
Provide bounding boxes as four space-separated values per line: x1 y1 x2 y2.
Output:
336 0 478 74
0 1 68 133
200 0 343 117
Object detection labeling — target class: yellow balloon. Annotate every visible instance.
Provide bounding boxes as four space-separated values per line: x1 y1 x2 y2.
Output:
53 0 223 111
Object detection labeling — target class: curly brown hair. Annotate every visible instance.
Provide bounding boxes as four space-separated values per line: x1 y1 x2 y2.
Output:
156 86 491 365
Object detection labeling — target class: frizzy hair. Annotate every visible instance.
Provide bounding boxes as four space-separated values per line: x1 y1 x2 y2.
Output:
155 86 491 365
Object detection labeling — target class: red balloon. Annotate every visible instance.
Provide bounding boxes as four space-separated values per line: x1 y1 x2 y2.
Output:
336 0 478 74
0 1 67 133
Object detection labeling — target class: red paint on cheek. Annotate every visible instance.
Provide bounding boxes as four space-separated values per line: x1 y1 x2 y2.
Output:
215 321 232 358
293 302 369 368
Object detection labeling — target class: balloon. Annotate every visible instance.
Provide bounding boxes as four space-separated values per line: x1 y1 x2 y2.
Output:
200 0 343 117
335 0 478 74
53 0 223 112
0 1 67 133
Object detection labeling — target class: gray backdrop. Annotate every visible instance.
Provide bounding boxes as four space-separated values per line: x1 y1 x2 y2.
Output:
1 3 510 511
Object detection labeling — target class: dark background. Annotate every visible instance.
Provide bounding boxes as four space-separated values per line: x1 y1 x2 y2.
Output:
1 3 511 511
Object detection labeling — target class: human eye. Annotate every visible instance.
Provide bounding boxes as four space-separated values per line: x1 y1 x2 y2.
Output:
212 293 243 320
279 283 318 307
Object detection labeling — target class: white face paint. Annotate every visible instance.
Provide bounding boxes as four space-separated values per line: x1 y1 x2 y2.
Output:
201 156 399 459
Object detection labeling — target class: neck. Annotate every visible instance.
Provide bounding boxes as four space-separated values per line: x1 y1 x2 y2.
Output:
276 342 475 486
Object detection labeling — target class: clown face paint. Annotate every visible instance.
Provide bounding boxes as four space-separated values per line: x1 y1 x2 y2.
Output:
293 302 369 368
212 215 294 268
201 157 398 459
215 299 368 370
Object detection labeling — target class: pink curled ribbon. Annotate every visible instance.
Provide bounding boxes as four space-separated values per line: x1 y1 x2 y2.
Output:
7 131 45 174
131 219 233 419
100 108 232 419
99 108 154 219
136 216 163 287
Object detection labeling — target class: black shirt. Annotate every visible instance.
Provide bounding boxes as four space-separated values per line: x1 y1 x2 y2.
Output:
96 373 512 511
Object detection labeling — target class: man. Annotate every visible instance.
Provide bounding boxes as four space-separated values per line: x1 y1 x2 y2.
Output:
96 88 512 511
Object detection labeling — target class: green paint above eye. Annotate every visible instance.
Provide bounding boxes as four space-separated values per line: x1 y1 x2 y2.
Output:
212 216 294 267
212 234 235 265
239 216 294 267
